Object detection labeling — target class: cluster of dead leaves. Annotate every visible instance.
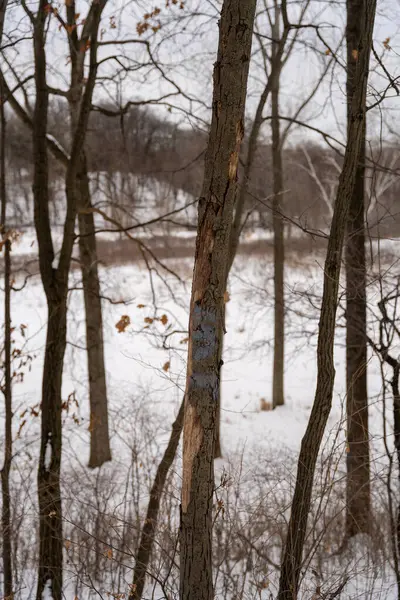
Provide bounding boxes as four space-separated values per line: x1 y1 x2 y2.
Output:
137 6 161 35
115 315 131 333
137 1 185 36
115 307 170 333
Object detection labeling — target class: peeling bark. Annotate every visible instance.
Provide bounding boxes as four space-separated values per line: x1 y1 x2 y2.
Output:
180 2 256 599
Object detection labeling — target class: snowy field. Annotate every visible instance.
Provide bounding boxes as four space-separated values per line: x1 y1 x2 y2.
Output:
2 231 400 599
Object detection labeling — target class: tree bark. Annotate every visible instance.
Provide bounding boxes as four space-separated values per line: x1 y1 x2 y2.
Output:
180 2 256 599
32 3 107 597
271 11 285 409
32 5 64 597
277 2 376 597
212 11 291 455
0 2 13 590
1 0 111 470
77 163 111 468
66 0 111 467
345 0 370 538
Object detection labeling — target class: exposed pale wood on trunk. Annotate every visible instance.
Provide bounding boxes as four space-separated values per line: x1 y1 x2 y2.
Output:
180 2 256 599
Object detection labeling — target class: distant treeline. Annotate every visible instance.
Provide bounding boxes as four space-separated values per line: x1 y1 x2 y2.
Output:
6 99 400 236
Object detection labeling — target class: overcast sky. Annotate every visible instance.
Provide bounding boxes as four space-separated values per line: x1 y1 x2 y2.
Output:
3 0 400 153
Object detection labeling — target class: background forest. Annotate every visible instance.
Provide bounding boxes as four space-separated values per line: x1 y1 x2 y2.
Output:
0 0 399 599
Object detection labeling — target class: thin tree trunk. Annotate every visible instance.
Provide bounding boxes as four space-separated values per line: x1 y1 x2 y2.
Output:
345 0 370 537
373 342 400 597
1 244 12 600
271 13 285 409
277 2 376 597
66 0 111 466
390 362 400 597
129 400 184 600
77 161 111 467
180 2 256 599
0 12 13 589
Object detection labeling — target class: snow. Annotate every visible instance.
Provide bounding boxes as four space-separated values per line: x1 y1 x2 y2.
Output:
2 230 400 599
41 580 53 600
44 434 52 470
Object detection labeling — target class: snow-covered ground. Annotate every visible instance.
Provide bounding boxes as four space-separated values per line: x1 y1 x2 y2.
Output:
1 236 399 599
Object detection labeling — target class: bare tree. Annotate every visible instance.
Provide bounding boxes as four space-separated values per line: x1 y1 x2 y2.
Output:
270 0 285 408
345 0 370 539
0 1 12 596
27 1 108 597
277 1 377 597
180 1 256 598
1 2 111 468
64 1 111 468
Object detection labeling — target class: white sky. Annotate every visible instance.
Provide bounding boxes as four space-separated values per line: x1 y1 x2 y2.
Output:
2 0 400 152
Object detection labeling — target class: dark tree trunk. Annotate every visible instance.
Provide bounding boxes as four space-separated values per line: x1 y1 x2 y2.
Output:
77 162 111 467
1 239 12 600
391 362 400 596
32 3 107 596
0 4 13 587
66 0 111 466
345 0 370 538
180 2 256 599
36 298 67 600
277 2 376 597
271 15 285 409
212 15 290 455
32 5 64 597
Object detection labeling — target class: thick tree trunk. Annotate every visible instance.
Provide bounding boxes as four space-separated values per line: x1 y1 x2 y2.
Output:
345 0 370 537
77 157 111 468
271 20 285 409
129 400 184 600
32 5 64 598
212 16 290 454
277 2 376 597
180 2 256 599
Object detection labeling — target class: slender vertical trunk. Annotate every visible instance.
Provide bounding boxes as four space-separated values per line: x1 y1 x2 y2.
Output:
0 34 13 594
77 155 111 467
67 15 111 464
391 363 400 596
271 13 285 409
180 2 256 599
345 0 370 537
277 3 376 597
1 243 12 600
